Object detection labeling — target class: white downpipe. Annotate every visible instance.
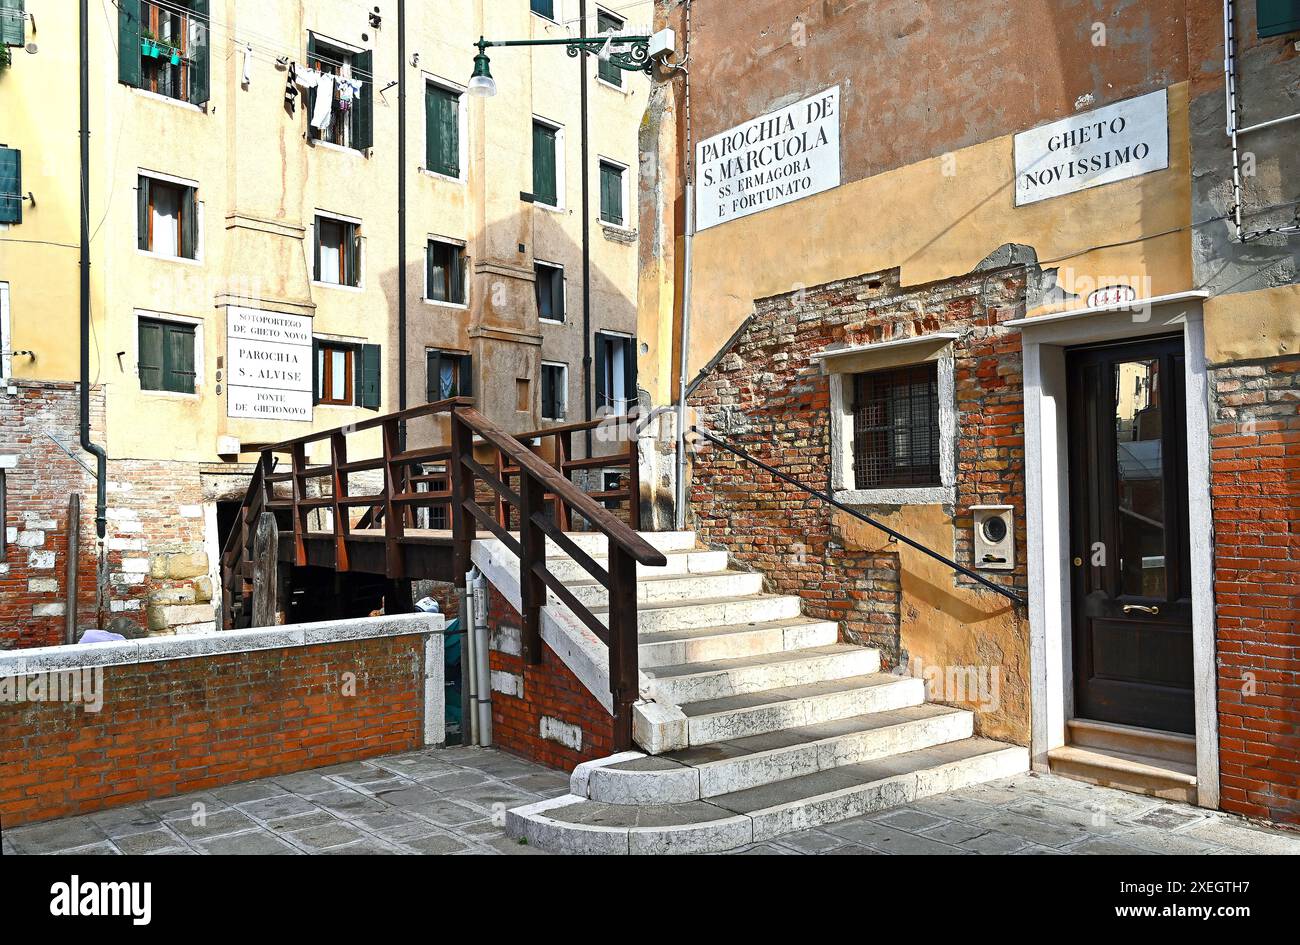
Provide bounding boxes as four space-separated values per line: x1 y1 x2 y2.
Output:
462 569 480 746
674 182 695 530
471 570 493 746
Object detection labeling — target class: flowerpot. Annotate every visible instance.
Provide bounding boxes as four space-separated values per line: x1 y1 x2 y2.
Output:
170 52 181 66
141 41 151 56
149 43 160 58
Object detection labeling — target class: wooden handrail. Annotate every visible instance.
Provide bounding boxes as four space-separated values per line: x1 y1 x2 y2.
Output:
260 397 473 453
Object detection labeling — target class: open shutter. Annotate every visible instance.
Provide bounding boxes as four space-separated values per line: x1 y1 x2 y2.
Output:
118 0 142 88
137 176 151 250
594 335 608 410
623 336 638 406
357 343 381 409
180 186 197 258
1 0 25 47
188 0 210 105
352 50 374 150
311 218 321 281
449 247 464 304
597 12 622 87
424 85 438 171
458 354 473 398
551 268 565 321
164 323 196 393
345 225 361 286
137 320 163 390
425 350 440 402
533 123 557 206
312 339 322 402
1259 0 1300 36
0 148 20 225
441 91 460 176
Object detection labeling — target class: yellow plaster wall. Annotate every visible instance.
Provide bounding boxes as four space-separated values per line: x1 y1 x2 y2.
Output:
1204 283 1300 364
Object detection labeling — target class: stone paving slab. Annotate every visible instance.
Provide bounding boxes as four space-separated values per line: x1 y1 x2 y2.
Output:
4 750 1299 855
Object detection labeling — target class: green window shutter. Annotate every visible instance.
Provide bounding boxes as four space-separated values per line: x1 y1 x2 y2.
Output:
1 0 25 47
0 147 20 225
594 335 608 409
533 122 557 206
449 246 465 304
137 176 150 250
312 339 322 402
623 336 637 404
357 343 381 409
597 12 622 87
551 268 564 321
425 350 440 402
458 354 473 398
180 186 197 258
312 217 322 281
531 0 554 18
138 319 164 391
424 86 438 171
542 367 555 420
117 0 142 88
1259 0 1300 36
426 86 459 177
352 50 374 150
189 0 211 105
306 33 319 133
344 224 360 286
163 322 196 393
600 162 623 225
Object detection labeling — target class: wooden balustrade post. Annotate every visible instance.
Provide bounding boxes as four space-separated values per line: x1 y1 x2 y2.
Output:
449 410 476 584
606 547 638 751
330 431 351 572
625 418 642 531
290 444 309 566
381 419 405 578
554 431 572 532
518 471 546 666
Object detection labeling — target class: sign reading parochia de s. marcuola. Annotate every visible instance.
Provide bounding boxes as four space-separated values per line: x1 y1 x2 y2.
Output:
695 86 840 231
1014 88 1169 206
226 307 313 422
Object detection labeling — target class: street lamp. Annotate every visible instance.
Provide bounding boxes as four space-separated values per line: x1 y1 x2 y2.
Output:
466 32 657 97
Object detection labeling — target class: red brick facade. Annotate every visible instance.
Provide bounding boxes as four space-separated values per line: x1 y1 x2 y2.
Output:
486 586 613 771
0 382 102 649
0 633 427 826
687 266 1028 668
1209 356 1300 826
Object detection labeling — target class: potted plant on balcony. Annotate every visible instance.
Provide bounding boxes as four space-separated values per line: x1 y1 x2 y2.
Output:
140 27 159 58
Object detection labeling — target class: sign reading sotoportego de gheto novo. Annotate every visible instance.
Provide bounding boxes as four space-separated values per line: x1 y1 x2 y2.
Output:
695 86 841 231
1014 88 1169 206
226 307 314 422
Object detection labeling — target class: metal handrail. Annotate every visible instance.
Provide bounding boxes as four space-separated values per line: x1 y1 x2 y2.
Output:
691 426 1025 608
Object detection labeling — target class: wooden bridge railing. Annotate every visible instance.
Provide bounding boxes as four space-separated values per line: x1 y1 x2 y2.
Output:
220 398 657 749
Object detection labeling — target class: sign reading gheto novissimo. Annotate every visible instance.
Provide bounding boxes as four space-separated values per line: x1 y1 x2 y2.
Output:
226 307 313 422
695 86 841 231
1014 88 1169 206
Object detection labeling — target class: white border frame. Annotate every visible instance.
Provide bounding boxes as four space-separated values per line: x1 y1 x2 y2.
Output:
133 308 204 399
1015 293 1218 808
309 210 365 292
535 258 567 324
597 155 632 230
541 359 569 421
423 235 470 310
135 169 204 265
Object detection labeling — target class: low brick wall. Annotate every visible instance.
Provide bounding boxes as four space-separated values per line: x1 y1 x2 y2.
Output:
486 587 613 771
0 614 444 826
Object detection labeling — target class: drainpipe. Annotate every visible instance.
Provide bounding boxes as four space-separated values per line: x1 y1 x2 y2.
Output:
79 0 107 541
463 568 480 746
580 0 594 457
673 183 694 530
470 570 492 746
397 0 408 449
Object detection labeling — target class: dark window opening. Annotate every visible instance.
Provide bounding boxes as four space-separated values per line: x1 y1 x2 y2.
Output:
314 215 361 286
427 240 467 304
535 263 565 322
851 363 941 489
542 363 567 420
426 349 472 402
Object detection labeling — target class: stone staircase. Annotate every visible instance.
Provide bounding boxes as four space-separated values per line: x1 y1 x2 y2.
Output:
472 530 1027 854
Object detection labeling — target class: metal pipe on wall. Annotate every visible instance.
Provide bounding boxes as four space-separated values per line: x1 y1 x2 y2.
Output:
66 493 80 644
471 571 492 746
673 183 695 530
463 569 480 746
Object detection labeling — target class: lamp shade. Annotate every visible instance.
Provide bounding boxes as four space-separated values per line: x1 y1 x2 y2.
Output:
468 51 497 97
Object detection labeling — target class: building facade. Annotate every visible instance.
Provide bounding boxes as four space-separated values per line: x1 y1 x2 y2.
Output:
637 0 1299 824
0 0 649 644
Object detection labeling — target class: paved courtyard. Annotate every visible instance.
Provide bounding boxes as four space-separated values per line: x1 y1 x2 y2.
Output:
4 746 1298 855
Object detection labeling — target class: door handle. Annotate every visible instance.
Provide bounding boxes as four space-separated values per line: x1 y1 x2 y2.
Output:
1122 604 1160 615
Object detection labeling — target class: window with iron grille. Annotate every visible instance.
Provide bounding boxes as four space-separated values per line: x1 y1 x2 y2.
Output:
851 363 941 489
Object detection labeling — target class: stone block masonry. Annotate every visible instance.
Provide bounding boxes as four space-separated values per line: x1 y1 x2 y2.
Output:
1209 356 1300 826
0 613 443 826
485 585 614 771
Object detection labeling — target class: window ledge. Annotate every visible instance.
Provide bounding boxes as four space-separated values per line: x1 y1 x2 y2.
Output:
129 86 206 113
310 139 368 158
136 249 203 267
534 202 567 215
312 280 364 293
423 298 469 310
419 167 466 185
599 222 636 243
833 485 956 507
539 317 566 326
595 77 630 95
139 388 201 401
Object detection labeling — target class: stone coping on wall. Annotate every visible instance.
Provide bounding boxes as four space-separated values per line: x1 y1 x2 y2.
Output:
0 613 445 677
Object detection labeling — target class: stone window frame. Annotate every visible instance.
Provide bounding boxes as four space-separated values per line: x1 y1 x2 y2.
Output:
816 332 959 506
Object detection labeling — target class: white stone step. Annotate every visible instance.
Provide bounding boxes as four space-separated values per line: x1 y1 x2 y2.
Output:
544 548 729 583
594 593 804 634
645 644 881 705
506 738 1029 854
554 570 764 609
679 672 926 745
638 617 839 668
543 530 698 557
581 704 974 804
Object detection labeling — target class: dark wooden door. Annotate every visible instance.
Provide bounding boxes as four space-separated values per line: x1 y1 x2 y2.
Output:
1067 336 1194 734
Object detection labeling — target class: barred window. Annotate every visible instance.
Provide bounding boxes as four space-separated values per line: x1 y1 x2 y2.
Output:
852 363 941 489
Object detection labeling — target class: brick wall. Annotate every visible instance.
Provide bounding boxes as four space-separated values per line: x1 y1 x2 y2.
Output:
1209 356 1300 825
687 267 1028 668
0 631 430 826
485 586 613 771
0 381 102 649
